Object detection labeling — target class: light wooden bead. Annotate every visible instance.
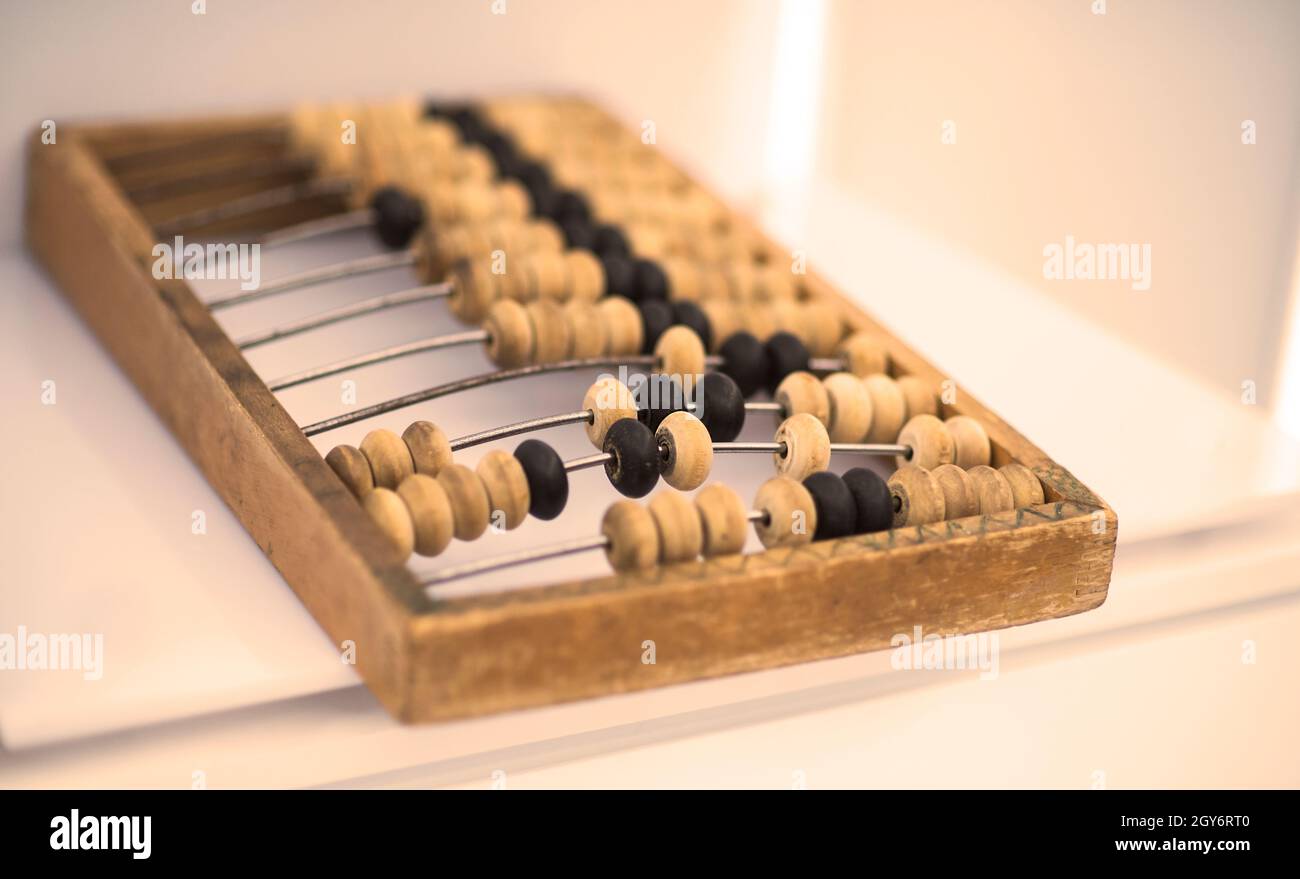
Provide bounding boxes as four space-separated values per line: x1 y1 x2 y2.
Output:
655 411 713 491
437 464 491 541
325 444 374 498
360 429 414 490
801 302 845 358
583 377 638 448
526 218 566 255
896 414 955 470
528 250 571 302
396 474 454 557
888 464 946 527
862 374 907 444
770 300 811 342
951 416 987 470
822 372 873 443
483 299 535 368
564 249 605 302
967 465 1014 514
945 415 992 469
756 265 798 301
999 462 1045 508
447 257 501 323
775 371 830 425
695 483 749 557
931 463 978 520
363 488 415 557
497 179 532 218
525 299 573 363
402 421 453 476
738 301 778 341
838 332 890 377
754 476 817 549
662 259 702 302
773 413 831 482
649 491 704 564
601 500 661 571
701 301 741 352
598 296 644 355
476 450 531 530
564 300 608 358
897 375 940 420
654 325 706 378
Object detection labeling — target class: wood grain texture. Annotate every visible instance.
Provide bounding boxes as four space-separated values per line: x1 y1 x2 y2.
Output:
25 101 1117 725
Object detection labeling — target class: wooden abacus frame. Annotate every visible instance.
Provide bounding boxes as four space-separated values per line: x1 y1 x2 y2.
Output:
24 100 1117 723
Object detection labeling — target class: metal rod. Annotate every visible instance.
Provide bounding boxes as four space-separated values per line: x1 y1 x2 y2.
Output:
422 534 611 590
742 401 783 413
104 127 290 173
712 441 910 457
564 452 612 472
259 208 378 248
207 249 417 310
299 355 656 437
124 156 314 203
153 176 352 237
235 282 453 349
808 357 844 373
714 442 786 454
747 509 768 525
268 329 488 392
450 410 593 452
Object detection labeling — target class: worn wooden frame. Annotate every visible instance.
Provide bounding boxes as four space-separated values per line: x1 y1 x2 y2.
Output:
23 101 1116 723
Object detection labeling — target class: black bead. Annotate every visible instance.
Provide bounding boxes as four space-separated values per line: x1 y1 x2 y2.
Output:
592 224 630 260
368 186 425 250
765 331 810 394
636 374 688 432
601 255 636 298
514 439 569 520
671 301 713 352
695 372 746 442
632 258 669 301
602 418 661 498
550 189 591 225
803 471 856 541
512 159 552 192
639 300 674 353
421 100 448 119
480 132 520 177
718 331 769 397
525 178 559 218
843 467 893 534
560 219 597 250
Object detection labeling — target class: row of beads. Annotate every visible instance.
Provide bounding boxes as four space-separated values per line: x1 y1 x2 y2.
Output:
888 461 1046 527
326 423 542 559
444 249 817 325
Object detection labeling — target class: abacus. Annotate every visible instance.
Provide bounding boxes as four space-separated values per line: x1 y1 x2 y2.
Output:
24 96 1117 723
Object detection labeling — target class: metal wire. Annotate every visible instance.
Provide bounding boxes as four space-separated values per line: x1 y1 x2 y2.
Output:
236 282 453 349
564 452 612 472
268 329 488 392
153 176 352 236
103 127 289 173
124 156 314 203
450 410 593 452
421 534 611 590
299 355 656 437
207 249 417 310
259 208 378 248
